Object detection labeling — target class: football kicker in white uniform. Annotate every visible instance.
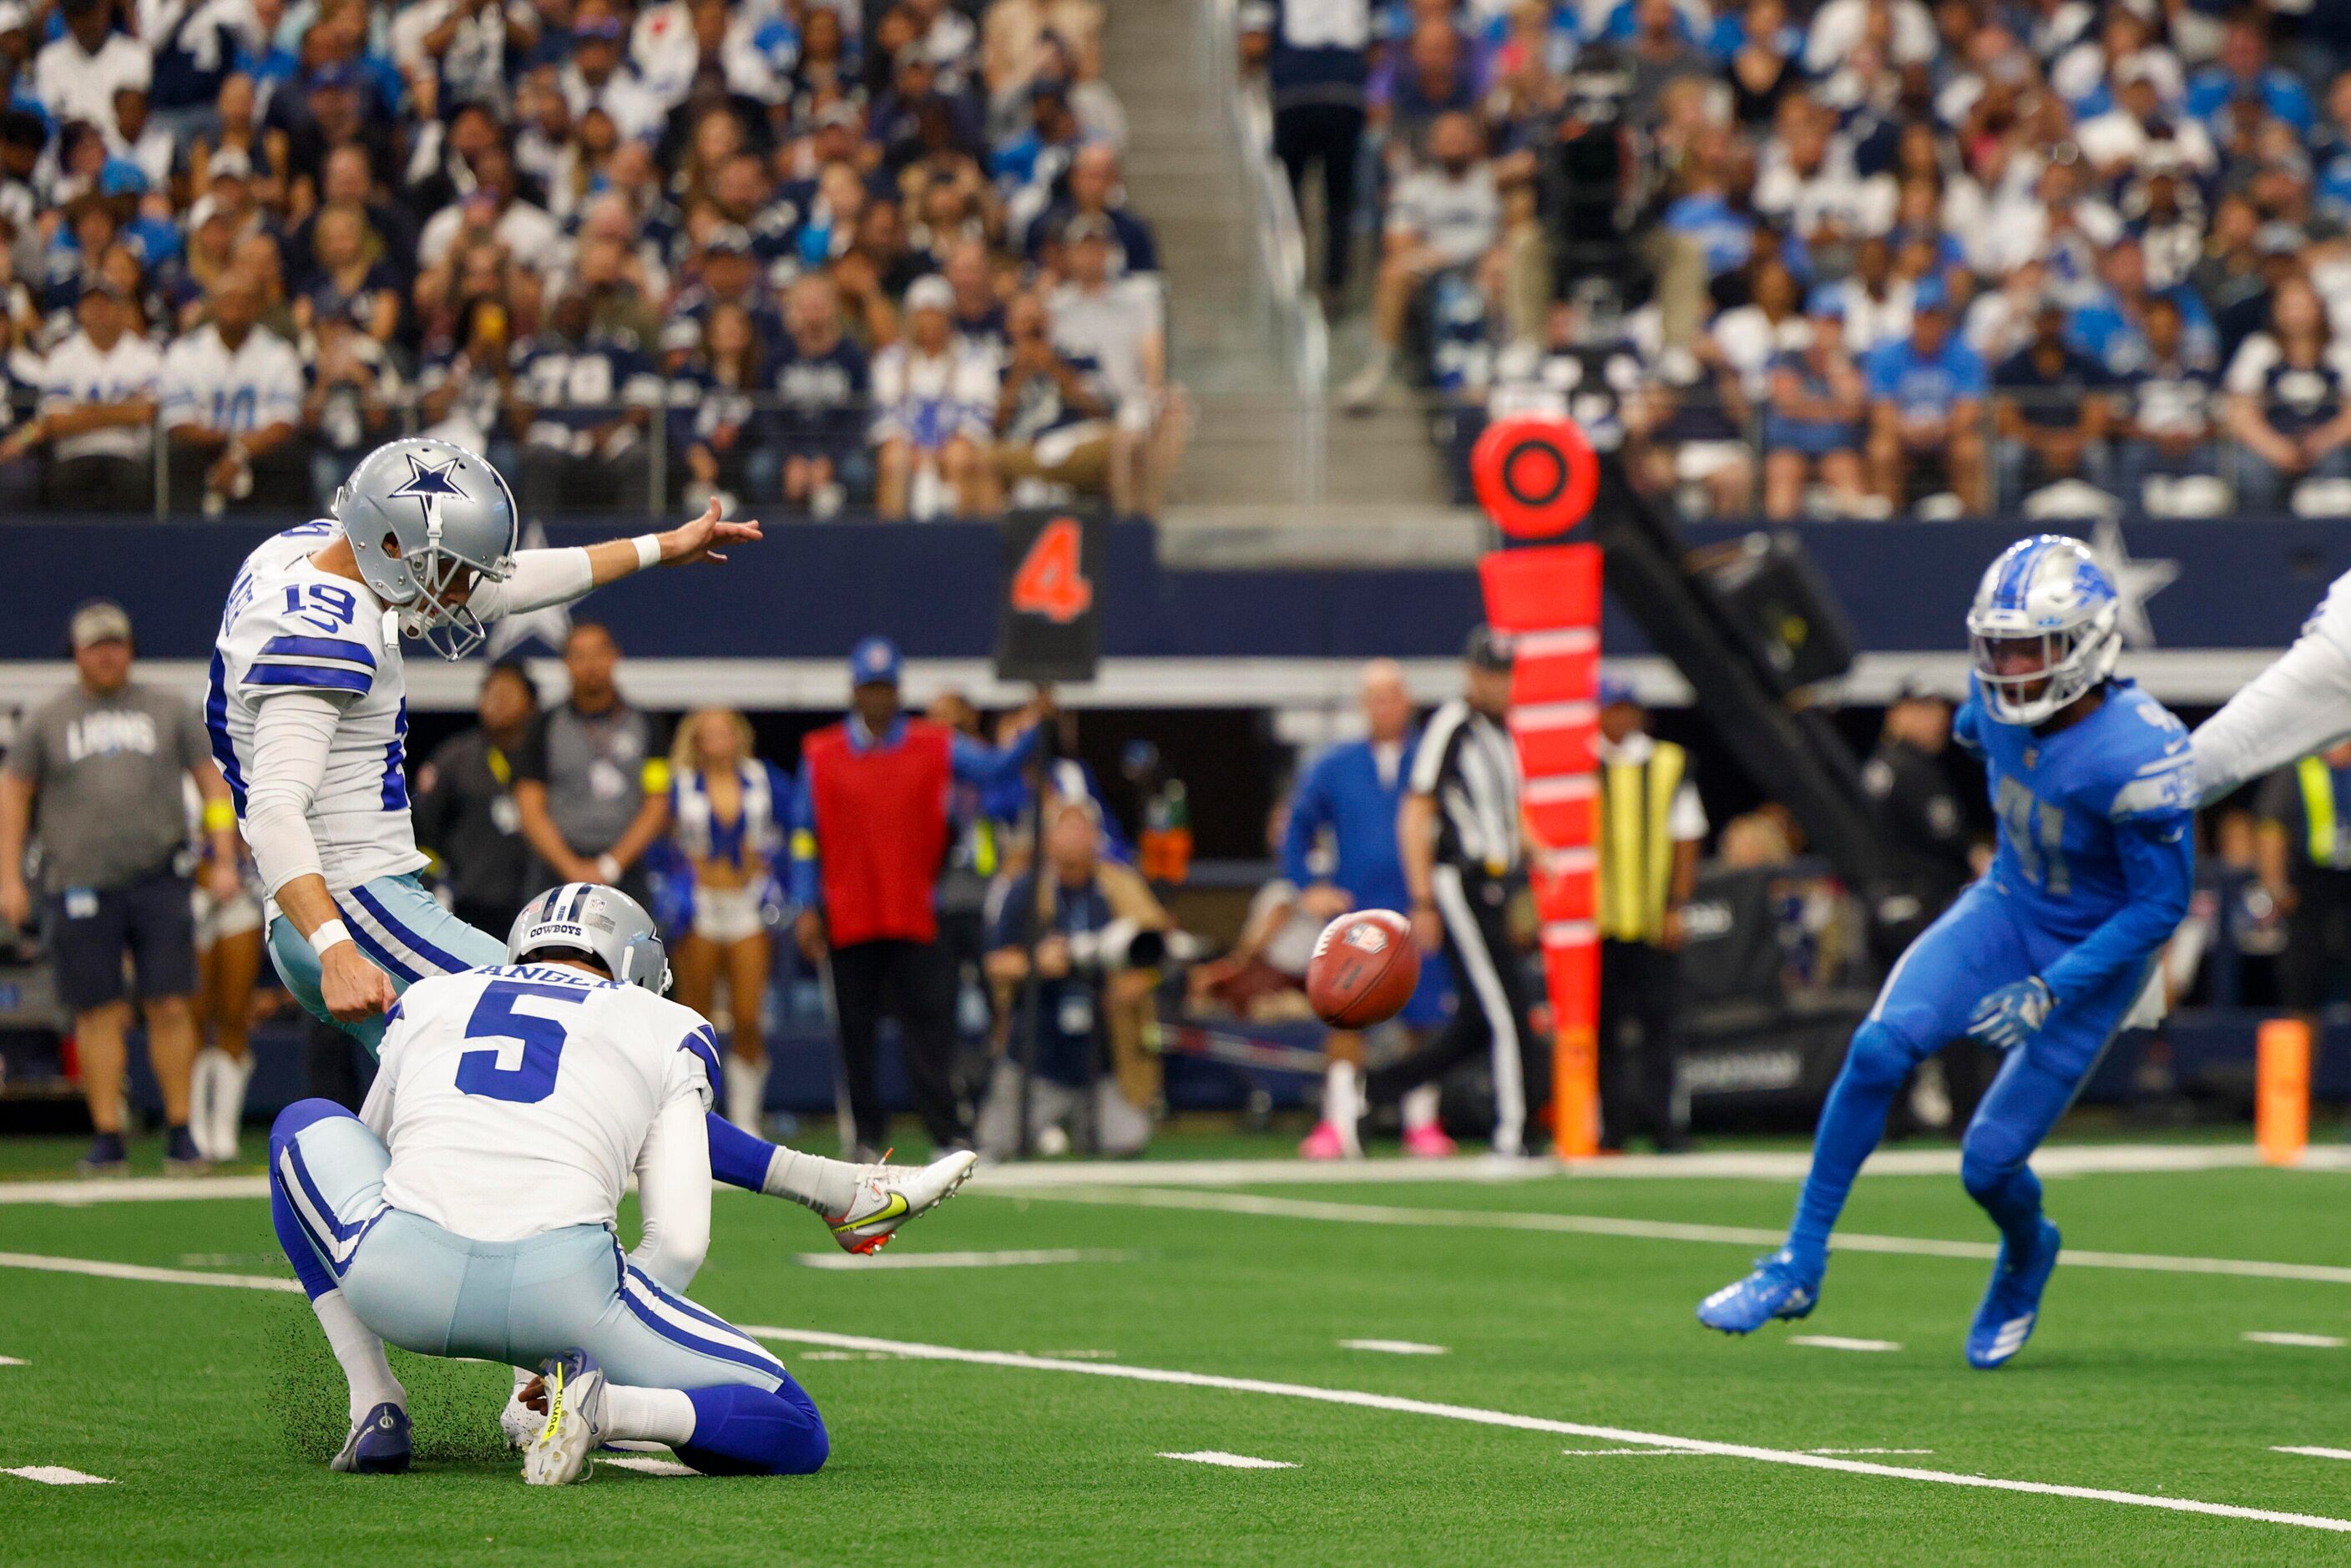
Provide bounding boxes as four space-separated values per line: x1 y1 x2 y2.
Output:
221 438 979 1469
2192 569 2351 801
272 884 877 1482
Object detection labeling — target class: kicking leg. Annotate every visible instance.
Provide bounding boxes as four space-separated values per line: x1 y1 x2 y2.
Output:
267 1098 408 1471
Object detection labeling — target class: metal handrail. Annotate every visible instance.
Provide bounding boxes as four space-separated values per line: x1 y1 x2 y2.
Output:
1202 0 1327 506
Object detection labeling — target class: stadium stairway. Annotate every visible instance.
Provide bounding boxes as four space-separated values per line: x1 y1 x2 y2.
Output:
1105 0 1479 565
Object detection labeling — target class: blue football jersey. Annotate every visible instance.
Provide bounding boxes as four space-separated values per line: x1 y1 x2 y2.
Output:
1956 675 2196 958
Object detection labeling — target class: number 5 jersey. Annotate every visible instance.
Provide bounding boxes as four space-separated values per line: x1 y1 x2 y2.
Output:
361 964 720 1241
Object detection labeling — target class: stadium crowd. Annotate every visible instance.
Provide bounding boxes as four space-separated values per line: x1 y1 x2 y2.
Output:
1259 0 2351 519
0 0 1184 520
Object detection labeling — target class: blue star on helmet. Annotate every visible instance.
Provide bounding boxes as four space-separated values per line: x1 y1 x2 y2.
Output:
387 453 470 504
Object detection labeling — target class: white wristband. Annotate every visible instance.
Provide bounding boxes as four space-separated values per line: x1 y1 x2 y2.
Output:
595 853 623 883
633 534 663 570
310 919 354 957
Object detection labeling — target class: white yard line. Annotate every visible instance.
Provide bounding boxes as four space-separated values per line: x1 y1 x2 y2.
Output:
3 1467 111 1485
4 1145 2346 1206
0 1252 302 1293
1159 1451 1298 1469
0 1247 2338 1536
0 1357 25 1367
986 1186 2351 1287
2275 1447 2351 1462
792 1248 1134 1272
1788 1336 1904 1353
737 1323 2351 1536
2244 1333 2347 1348
1560 1448 1714 1457
1339 1339 1449 1355
0 1176 270 1206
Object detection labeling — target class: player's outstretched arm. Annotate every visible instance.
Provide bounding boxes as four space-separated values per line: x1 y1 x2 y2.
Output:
2191 624 2351 803
476 500 766 620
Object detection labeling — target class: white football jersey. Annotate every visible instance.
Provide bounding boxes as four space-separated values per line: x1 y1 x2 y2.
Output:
2305 567 2351 664
208 522 424 895
362 963 719 1242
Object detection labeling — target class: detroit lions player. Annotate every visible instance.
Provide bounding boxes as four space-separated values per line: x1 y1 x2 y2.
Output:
1697 536 2195 1368
272 884 834 1483
213 438 978 1460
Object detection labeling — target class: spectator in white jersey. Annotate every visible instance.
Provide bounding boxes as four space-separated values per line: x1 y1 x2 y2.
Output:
2 279 159 509
1341 109 1502 412
872 273 998 519
1047 214 1180 514
31 0 150 144
159 270 306 513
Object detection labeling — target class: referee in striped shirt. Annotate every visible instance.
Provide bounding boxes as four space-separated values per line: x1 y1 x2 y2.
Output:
1368 626 1548 1156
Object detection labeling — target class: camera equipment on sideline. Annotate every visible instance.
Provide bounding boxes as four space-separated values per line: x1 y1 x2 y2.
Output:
1063 920 1205 975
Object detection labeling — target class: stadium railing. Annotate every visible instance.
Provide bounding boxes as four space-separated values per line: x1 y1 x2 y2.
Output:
2 388 2335 525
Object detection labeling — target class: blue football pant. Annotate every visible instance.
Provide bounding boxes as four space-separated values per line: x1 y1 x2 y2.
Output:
1787 883 2151 1266
265 873 784 1192
269 1099 827 1474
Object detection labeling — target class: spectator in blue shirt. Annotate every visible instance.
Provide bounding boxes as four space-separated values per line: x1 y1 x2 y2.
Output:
1992 299 2116 506
1661 139 1756 282
1761 299 1869 519
2067 237 2217 378
2186 18 2314 138
1865 283 1988 513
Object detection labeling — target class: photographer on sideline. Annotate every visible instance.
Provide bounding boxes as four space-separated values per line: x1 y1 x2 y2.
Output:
979 793 1176 1158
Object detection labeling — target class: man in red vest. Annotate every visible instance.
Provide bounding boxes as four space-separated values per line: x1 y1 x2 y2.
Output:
792 637 1044 1158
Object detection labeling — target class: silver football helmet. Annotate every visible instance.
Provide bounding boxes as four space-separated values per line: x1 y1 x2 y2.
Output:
1966 534 2121 726
332 437 519 660
507 883 671 994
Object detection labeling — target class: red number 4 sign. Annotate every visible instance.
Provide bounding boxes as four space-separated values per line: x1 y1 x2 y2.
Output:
1009 516 1095 625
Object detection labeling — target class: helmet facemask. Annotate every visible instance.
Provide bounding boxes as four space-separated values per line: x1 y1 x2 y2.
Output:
396 518 511 661
1967 610 2117 726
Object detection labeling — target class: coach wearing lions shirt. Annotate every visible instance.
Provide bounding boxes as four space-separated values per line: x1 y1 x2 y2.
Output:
1366 625 1549 1157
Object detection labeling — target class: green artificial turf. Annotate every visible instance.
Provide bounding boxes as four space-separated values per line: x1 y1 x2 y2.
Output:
7 1141 2351 1565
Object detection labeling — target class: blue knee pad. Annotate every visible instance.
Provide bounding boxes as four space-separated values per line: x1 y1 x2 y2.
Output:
1841 1021 1917 1091
678 1381 829 1476
270 1099 361 1301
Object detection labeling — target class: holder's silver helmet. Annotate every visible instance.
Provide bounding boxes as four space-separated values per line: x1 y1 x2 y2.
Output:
333 438 519 660
1966 534 2121 727
507 883 671 994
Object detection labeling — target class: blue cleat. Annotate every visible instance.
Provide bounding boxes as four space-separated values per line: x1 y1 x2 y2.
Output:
1966 1218 2061 1370
1696 1247 1822 1334
330 1401 412 1474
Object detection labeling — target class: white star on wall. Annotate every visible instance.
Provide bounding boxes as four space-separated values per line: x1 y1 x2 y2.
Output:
2089 518 2180 649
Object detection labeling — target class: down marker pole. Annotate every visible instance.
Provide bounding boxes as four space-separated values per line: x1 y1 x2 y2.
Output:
1471 416 1603 1158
